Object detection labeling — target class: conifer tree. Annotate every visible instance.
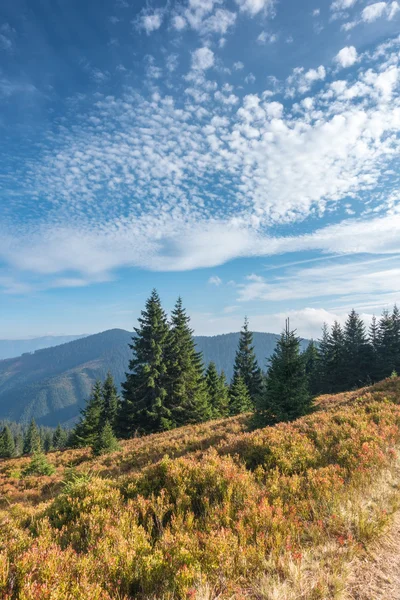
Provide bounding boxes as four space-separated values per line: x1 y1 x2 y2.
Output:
326 321 346 393
369 315 380 382
377 309 394 379
22 452 55 477
71 381 103 447
0 425 15 458
257 320 311 424
304 340 320 397
118 289 170 437
53 424 68 450
233 317 264 405
229 374 253 416
100 372 119 430
92 420 120 456
23 419 41 455
391 305 400 373
42 430 53 453
317 323 331 393
205 362 229 418
343 309 372 388
165 298 210 427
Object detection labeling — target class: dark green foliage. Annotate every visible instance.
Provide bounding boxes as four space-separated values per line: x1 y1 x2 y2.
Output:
304 340 320 397
100 372 119 430
42 430 54 452
53 424 68 450
233 317 264 405
326 321 346 393
165 298 211 428
343 309 372 388
0 425 15 458
118 290 170 437
229 374 253 416
23 418 41 455
205 362 229 418
92 420 120 456
22 451 55 477
376 306 400 379
257 320 312 425
71 381 103 447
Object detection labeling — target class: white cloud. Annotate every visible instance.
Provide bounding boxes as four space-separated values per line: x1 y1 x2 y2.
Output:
331 0 358 11
312 8 321 16
362 2 388 21
191 46 215 70
335 46 358 68
138 10 164 34
257 31 278 44
235 0 276 16
208 275 222 286
172 15 187 30
233 61 244 70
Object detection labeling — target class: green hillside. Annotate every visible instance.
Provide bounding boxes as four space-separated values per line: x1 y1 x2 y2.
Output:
0 329 297 426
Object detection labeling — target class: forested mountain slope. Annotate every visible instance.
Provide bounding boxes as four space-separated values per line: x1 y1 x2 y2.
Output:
0 329 300 425
0 335 87 360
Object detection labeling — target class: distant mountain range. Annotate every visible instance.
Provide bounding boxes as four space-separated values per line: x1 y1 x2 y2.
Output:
0 335 87 360
0 329 308 427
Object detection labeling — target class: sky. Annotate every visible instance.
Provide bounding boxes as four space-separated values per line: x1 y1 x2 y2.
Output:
0 0 400 339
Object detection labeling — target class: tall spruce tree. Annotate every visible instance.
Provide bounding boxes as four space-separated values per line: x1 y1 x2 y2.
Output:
326 321 346 393
53 424 68 450
317 323 331 393
229 374 253 416
391 305 400 374
165 298 210 427
304 340 320 397
117 289 170 437
205 362 229 418
100 372 119 430
23 419 41 455
233 317 264 405
257 320 311 424
377 309 394 379
369 315 380 382
0 425 16 458
71 381 103 447
343 309 372 389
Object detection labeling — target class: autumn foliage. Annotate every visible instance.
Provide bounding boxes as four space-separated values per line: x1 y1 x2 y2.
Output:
1 379 400 599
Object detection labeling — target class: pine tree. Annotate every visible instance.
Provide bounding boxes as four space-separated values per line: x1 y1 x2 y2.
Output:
92 420 120 456
205 362 229 418
117 290 170 437
100 372 119 430
0 425 16 458
326 321 346 393
343 309 372 389
165 298 211 427
229 374 253 416
53 424 68 450
317 323 331 393
257 319 311 424
23 419 41 455
71 381 103 447
304 340 320 397
233 317 264 405
42 430 53 453
369 315 380 382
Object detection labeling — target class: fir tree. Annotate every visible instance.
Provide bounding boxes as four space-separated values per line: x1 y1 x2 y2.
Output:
23 419 41 455
92 420 120 456
205 362 229 418
100 372 119 430
22 452 55 477
326 321 346 393
53 424 68 450
317 323 331 393
118 289 170 437
391 305 400 374
304 340 320 397
377 309 394 379
257 320 311 424
369 315 380 382
229 374 253 416
233 317 264 405
165 298 211 427
0 425 16 458
42 430 53 453
71 381 103 447
343 309 372 389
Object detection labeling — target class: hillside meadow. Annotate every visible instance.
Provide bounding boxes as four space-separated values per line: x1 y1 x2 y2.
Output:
1 379 400 599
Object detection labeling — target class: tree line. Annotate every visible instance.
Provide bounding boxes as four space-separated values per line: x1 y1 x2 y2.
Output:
2 290 399 459
0 420 68 459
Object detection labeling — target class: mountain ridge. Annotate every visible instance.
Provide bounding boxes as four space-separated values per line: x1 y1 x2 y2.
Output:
0 328 308 426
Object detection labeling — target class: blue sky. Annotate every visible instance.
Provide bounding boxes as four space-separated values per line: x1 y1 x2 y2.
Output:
1 0 400 339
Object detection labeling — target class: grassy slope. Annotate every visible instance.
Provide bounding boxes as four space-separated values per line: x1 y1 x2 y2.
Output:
1 379 400 599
